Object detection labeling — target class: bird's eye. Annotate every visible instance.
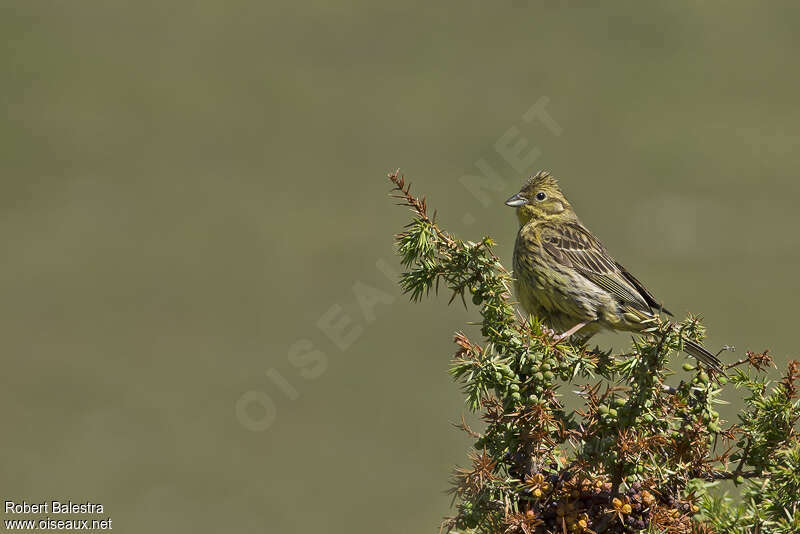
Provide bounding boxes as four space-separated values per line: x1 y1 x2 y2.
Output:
535 191 547 201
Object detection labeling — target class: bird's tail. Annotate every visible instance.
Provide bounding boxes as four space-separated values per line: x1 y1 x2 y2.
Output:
681 337 726 375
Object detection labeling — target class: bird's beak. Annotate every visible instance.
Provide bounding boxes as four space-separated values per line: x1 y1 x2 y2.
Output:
505 193 528 207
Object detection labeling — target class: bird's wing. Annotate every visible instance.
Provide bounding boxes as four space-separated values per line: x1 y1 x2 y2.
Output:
614 264 672 316
538 222 660 314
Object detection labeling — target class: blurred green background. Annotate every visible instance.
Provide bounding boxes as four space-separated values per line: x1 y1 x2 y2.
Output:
2 2 799 532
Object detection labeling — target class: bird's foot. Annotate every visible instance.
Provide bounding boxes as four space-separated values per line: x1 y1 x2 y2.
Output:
551 332 569 344
551 321 590 344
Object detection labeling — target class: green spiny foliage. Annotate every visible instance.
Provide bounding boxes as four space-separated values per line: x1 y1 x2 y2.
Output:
385 171 800 534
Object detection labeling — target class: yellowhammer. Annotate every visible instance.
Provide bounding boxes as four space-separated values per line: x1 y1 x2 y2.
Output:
506 171 723 371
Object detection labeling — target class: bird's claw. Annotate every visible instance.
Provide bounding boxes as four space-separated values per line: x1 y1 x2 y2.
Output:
541 327 560 344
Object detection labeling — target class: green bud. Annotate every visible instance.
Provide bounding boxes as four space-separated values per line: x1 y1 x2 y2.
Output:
608 408 618 418
511 392 521 402
534 372 545 382
543 371 555 381
682 363 695 372
495 372 503 382
471 294 482 305
614 397 627 407
528 394 539 403
509 384 519 392
718 376 728 385
698 371 709 384
541 363 552 372
734 475 744 485
708 422 721 432
598 405 610 415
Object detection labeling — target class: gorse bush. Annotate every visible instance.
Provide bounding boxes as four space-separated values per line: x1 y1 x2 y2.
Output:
385 171 800 533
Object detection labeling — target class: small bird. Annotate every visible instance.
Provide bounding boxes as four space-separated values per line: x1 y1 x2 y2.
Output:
506 171 723 372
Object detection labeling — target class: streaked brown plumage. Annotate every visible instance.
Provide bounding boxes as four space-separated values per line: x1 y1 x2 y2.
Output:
507 171 723 372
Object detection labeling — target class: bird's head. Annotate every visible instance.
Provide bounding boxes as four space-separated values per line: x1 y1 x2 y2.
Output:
505 171 576 226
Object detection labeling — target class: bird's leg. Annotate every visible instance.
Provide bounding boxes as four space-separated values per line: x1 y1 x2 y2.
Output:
553 321 589 343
